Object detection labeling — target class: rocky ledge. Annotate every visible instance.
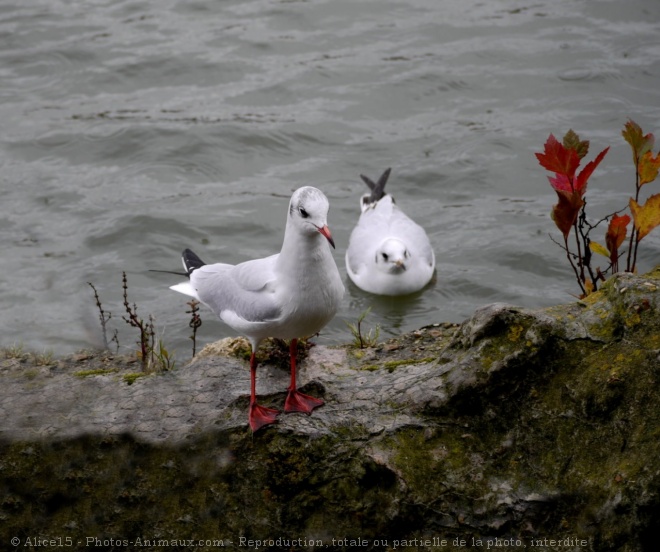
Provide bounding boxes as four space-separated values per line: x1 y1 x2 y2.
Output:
1 269 659 551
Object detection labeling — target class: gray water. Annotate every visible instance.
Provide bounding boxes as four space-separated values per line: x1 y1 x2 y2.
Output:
2 0 660 359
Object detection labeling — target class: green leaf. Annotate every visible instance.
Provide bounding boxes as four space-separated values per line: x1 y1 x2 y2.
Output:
563 129 590 159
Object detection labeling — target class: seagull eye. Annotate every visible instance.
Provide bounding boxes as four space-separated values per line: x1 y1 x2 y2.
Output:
299 207 309 218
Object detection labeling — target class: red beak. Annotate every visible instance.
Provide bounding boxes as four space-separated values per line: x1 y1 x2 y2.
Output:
317 225 336 249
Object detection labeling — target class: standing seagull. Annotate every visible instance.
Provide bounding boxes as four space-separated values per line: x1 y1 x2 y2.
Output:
169 187 344 431
345 168 435 296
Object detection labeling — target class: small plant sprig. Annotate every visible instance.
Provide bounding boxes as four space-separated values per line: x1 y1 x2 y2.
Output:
3 342 25 360
535 129 610 296
88 273 190 368
536 120 660 297
121 271 154 369
186 299 202 357
346 307 380 349
152 336 175 372
121 278 175 372
33 349 55 366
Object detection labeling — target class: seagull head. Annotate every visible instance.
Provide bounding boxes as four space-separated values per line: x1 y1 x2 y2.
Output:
375 238 409 274
289 186 336 248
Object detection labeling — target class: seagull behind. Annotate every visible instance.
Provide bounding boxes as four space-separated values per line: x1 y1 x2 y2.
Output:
345 168 435 296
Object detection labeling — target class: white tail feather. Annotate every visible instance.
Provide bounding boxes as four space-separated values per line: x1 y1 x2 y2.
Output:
169 282 199 300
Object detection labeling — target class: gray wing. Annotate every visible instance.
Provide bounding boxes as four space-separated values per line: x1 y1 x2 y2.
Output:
389 206 435 266
345 236 364 275
191 254 282 322
346 209 390 274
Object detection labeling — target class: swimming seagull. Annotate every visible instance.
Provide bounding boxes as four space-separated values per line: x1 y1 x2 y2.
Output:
345 168 435 296
167 187 344 431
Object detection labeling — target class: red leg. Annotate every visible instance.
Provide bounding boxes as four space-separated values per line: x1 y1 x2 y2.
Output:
284 338 324 414
248 352 279 432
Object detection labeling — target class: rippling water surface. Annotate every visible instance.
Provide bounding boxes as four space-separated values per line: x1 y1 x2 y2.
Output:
2 0 660 357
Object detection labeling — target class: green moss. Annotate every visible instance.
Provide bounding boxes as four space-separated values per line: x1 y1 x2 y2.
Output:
474 318 536 372
503 313 660 545
388 430 442 500
360 364 380 372
507 324 524 342
73 368 118 378
22 369 39 380
123 372 147 385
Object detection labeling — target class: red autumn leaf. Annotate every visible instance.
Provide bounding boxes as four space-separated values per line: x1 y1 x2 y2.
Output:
605 214 630 263
630 194 660 242
574 146 610 195
622 119 655 166
638 150 660 186
551 190 584 239
536 134 581 179
538 135 608 196
547 173 572 193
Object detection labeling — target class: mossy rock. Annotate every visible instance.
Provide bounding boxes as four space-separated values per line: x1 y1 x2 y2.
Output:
1 270 659 551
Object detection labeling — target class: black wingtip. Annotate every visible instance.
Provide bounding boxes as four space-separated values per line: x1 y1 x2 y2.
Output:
360 174 377 191
182 248 206 275
361 167 392 204
148 269 188 277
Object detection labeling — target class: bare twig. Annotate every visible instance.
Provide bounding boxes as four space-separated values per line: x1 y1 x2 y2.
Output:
549 234 578 257
563 235 586 296
110 329 120 354
626 169 641 273
186 300 202 357
577 207 600 291
87 282 112 350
